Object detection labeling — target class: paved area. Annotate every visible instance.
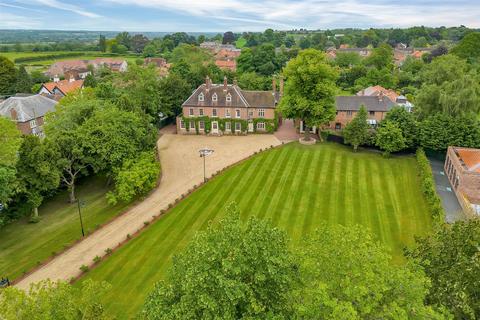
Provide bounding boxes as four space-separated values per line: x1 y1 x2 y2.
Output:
430 158 465 223
274 119 300 142
15 134 281 289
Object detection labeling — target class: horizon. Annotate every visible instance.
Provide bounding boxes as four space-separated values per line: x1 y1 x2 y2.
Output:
1 0 479 32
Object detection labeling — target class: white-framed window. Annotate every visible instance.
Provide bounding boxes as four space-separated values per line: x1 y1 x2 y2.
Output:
235 109 241 118
199 108 204 116
190 121 195 129
180 120 185 129
225 108 231 118
199 121 205 130
189 108 194 116
346 110 353 117
212 108 218 117
226 93 232 103
212 93 218 102
235 122 241 131
198 93 204 102
248 111 253 117
258 109 265 117
257 122 265 130
225 122 231 131
29 119 37 128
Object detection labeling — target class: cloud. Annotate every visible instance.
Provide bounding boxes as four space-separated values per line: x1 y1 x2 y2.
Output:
0 2 47 13
32 0 102 18
0 11 42 28
101 0 480 29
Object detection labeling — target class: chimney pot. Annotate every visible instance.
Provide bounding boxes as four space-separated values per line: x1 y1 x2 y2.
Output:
205 76 211 90
223 76 228 90
53 75 59 83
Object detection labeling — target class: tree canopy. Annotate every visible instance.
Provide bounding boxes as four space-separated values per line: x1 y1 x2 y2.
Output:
343 105 369 151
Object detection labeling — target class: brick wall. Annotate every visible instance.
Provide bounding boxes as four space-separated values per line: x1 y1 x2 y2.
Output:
328 110 387 130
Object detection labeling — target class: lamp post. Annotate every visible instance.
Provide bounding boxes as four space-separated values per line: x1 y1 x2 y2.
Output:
77 199 86 237
199 147 214 183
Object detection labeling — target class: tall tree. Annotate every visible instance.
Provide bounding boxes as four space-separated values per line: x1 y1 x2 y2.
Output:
0 56 16 96
384 106 418 149
131 34 150 53
143 203 299 319
296 224 445 319
0 117 21 205
115 31 132 50
279 49 338 141
222 31 235 44
406 220 480 319
99 35 107 52
343 105 369 151
16 136 60 221
15 65 32 93
0 280 110 320
451 32 480 62
158 74 192 117
375 121 406 156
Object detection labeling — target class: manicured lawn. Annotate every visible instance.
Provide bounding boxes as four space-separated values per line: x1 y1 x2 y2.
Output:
0 176 133 281
83 142 432 319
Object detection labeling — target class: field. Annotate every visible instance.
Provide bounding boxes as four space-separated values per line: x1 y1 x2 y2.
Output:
0 51 140 71
83 142 432 318
0 176 134 281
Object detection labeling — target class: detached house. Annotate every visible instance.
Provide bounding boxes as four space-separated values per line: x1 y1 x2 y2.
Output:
177 76 281 135
0 94 57 136
39 77 84 98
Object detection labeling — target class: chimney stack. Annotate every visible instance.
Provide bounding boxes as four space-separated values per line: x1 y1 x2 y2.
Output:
378 91 384 102
10 108 17 121
69 75 75 83
53 75 60 83
279 76 284 96
272 76 276 94
205 76 211 90
223 75 228 90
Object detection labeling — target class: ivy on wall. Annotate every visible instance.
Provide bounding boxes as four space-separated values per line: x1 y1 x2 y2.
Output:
180 115 278 135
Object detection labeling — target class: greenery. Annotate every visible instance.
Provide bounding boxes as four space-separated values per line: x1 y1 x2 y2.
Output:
407 220 480 319
0 55 16 96
13 52 85 63
83 142 432 318
375 121 406 156
143 203 299 319
415 148 445 221
107 151 160 204
181 115 277 135
343 105 369 151
0 175 134 280
383 107 418 149
0 117 22 207
0 279 110 320
296 224 445 319
279 49 338 140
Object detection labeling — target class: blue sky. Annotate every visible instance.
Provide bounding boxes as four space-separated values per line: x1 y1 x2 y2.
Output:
1 0 479 31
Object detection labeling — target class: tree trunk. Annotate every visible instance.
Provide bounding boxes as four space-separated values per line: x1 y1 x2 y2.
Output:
354 144 358 152
32 207 39 219
69 183 76 203
304 122 311 141
105 175 112 187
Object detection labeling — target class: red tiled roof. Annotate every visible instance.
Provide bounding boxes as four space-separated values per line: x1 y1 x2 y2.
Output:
42 79 84 95
357 85 399 103
456 148 480 173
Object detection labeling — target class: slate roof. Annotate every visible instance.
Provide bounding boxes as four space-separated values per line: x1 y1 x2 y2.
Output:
0 94 57 122
183 82 277 109
336 95 395 112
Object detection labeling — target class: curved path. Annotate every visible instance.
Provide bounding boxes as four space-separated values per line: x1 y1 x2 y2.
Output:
15 133 281 289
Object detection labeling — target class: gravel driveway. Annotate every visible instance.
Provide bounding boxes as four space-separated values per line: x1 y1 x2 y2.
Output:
15 133 281 289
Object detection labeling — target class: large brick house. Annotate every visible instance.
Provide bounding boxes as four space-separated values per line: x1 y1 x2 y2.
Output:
298 94 396 133
445 147 480 218
0 94 57 136
177 76 280 135
39 77 84 98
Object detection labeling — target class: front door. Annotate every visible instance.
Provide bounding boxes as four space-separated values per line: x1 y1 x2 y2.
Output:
248 122 254 132
211 121 219 134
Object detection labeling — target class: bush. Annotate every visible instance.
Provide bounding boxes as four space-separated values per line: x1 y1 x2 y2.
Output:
416 148 445 221
104 248 112 255
93 256 101 264
79 264 89 273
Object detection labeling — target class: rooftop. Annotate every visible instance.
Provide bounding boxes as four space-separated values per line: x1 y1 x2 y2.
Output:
336 95 395 112
42 79 84 95
0 94 57 122
454 147 480 174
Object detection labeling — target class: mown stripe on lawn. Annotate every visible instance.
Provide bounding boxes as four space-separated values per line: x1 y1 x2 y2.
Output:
255 147 290 220
285 150 314 240
365 160 386 244
300 149 322 238
319 149 336 222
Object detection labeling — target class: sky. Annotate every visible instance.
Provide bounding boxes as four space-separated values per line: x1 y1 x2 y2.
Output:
0 0 479 32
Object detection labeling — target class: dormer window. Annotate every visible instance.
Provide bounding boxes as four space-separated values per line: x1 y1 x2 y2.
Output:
226 93 232 103
212 93 218 102
198 93 204 102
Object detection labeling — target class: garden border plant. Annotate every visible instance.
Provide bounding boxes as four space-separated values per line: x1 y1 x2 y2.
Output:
416 148 445 223
181 115 277 135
